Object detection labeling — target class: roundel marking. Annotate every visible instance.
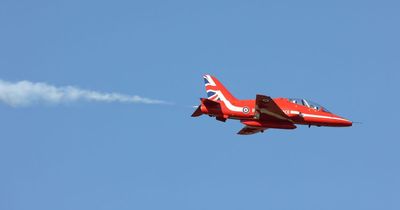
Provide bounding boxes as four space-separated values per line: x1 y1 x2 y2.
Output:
242 107 250 114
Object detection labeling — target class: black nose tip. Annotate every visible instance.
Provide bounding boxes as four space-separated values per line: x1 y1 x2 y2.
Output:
344 120 352 127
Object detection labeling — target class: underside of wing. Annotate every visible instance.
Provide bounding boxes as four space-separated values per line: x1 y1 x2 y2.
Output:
237 126 268 135
255 94 293 123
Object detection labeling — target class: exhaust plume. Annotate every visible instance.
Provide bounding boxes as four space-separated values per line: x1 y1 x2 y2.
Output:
0 79 169 107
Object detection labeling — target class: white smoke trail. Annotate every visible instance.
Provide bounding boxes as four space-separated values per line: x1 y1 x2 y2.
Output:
0 79 169 107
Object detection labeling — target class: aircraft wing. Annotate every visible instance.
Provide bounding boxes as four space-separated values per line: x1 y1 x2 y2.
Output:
237 126 268 135
255 94 293 122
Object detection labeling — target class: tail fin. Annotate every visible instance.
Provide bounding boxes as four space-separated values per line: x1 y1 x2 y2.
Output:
203 74 237 102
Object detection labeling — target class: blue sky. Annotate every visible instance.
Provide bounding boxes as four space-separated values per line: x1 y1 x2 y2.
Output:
1 0 399 209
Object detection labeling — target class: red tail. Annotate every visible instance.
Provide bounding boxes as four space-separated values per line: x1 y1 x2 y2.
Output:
203 74 237 102
192 74 254 119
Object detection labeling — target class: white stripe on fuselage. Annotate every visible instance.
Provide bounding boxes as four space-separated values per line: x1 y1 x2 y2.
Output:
300 113 349 122
213 90 243 112
287 110 348 122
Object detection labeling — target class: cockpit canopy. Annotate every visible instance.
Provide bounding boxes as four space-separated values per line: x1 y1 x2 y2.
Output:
288 98 331 113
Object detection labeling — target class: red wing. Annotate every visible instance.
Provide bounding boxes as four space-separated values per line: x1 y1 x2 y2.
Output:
237 126 268 135
255 94 293 123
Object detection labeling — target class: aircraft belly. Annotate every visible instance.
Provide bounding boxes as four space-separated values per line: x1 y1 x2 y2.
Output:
241 120 296 129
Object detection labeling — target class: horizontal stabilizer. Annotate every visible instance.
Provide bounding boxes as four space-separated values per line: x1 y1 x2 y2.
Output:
201 98 220 107
191 105 203 117
237 126 267 135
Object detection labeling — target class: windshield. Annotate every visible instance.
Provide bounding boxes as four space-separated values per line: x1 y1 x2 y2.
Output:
288 98 331 113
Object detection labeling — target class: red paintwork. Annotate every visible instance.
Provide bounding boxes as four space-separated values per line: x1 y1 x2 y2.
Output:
193 75 352 134
273 98 352 127
241 120 297 129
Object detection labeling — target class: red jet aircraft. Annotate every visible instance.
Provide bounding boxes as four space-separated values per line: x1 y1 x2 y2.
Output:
192 75 352 135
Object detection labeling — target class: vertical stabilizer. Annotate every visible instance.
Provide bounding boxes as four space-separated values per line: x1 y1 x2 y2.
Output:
203 75 237 102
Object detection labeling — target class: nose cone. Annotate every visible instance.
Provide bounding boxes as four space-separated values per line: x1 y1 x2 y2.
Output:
341 118 353 127
334 115 352 127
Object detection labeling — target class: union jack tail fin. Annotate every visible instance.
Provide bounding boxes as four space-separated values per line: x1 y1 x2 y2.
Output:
203 74 237 102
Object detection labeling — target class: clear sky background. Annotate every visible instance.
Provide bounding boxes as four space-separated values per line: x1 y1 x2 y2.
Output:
1 0 399 209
